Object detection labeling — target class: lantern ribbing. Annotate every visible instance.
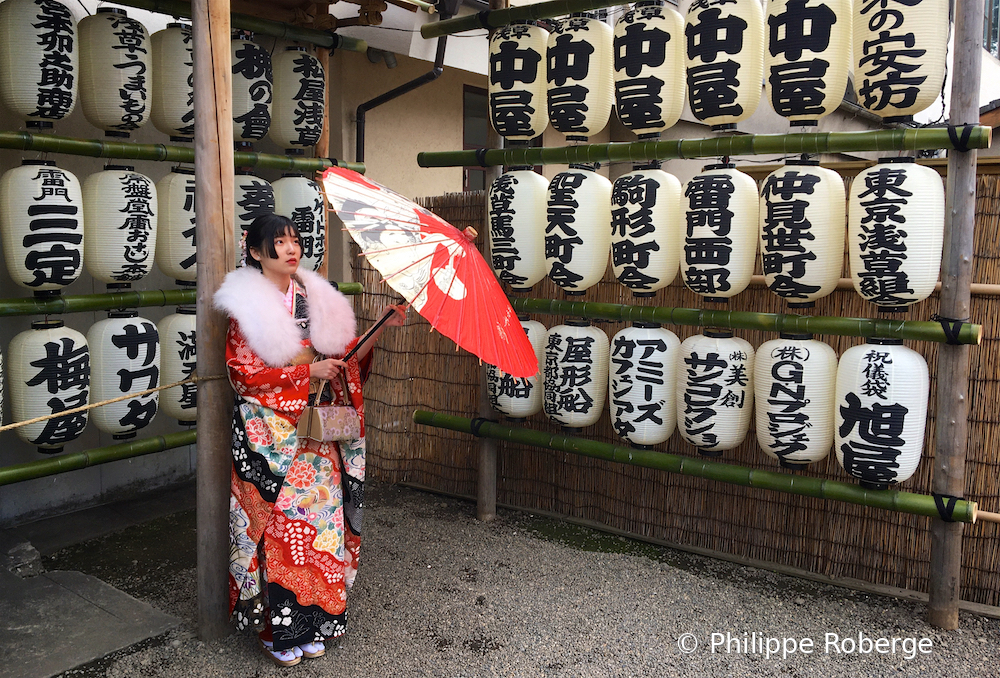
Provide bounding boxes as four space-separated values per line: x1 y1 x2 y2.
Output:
421 0 628 38
417 126 992 168
508 297 982 345
412 411 979 523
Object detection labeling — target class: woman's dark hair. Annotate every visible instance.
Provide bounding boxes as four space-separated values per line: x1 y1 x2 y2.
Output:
245 213 300 270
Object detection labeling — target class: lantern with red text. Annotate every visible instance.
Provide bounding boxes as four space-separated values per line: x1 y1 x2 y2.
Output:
488 169 548 292
273 173 325 272
609 323 679 447
543 321 609 429
158 308 197 424
270 47 324 153
546 167 612 295
84 166 157 285
154 167 197 284
88 312 159 439
547 16 613 141
151 23 193 141
486 317 546 419
232 35 272 142
489 23 549 141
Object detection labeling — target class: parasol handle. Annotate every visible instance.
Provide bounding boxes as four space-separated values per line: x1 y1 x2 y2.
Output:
342 306 403 362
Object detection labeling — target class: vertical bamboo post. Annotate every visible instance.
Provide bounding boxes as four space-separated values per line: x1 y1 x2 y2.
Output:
193 0 236 641
928 2 983 630
315 44 331 280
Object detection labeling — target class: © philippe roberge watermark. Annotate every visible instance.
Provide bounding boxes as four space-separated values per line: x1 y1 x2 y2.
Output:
676 631 933 660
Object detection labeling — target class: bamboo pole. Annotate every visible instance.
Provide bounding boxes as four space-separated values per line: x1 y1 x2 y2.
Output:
413 412 980 523
748 275 1000 297
509 297 982 345
417 126 992 168
420 0 624 37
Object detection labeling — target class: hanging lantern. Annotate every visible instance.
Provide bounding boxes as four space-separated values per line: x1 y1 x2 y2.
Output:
269 46 325 153
854 0 947 120
158 307 197 424
835 338 929 489
488 169 548 292
79 8 151 137
546 166 612 295
754 333 837 469
609 323 679 447
0 0 77 127
759 159 845 307
234 172 274 266
151 23 194 141
8 320 89 453
273 173 325 272
676 331 754 455
847 158 944 310
681 164 757 301
231 34 272 142
0 160 84 293
154 167 197 284
83 165 157 285
611 166 682 297
546 15 614 141
486 316 546 420
489 23 549 141
613 1 685 136
543 320 609 429
87 311 159 439
764 0 851 126
684 0 764 130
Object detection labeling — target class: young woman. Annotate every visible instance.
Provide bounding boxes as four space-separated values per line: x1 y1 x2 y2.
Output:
215 214 404 666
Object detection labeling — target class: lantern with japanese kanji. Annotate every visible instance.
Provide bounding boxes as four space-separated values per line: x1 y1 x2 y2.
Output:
684 0 764 130
83 166 157 285
489 23 549 141
681 164 757 301
273 173 325 272
0 0 77 127
0 160 84 293
154 167 197 284
759 160 845 306
676 331 754 455
488 169 548 292
611 166 682 297
754 334 837 469
234 172 274 266
232 34 272 142
609 323 679 446
543 321 609 429
87 311 159 439
158 307 197 424
79 8 151 137
546 166 612 295
547 15 613 141
270 47 325 153
151 23 193 141
835 338 929 489
848 158 944 310
9 320 89 453
486 316 546 419
763 0 851 126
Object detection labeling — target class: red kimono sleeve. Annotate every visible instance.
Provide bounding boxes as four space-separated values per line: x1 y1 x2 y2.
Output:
225 318 312 418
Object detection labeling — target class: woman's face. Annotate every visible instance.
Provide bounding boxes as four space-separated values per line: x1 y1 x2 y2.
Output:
252 227 301 276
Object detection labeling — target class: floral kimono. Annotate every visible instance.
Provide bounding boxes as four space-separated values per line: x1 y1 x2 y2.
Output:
214 266 367 651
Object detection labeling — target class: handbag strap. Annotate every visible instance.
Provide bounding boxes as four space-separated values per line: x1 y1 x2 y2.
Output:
312 369 352 407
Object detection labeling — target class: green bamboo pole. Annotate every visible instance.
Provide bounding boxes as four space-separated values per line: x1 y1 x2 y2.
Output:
417 126 992 168
413 411 979 523
510 297 982 345
421 0 624 37
0 430 197 487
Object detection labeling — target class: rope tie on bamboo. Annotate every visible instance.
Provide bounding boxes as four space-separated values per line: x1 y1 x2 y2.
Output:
474 148 490 168
933 493 963 522
469 417 497 437
947 125 973 153
930 313 967 345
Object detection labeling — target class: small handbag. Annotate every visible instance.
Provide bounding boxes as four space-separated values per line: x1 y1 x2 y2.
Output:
296 369 361 443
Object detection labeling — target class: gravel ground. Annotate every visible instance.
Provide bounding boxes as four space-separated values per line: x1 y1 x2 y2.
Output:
49 482 1000 678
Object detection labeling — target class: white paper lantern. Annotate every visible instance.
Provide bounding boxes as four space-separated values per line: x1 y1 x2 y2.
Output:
0 0 77 127
611 166 682 297
0 160 84 293
79 9 151 136
87 312 159 438
547 16 614 141
676 331 754 455
759 160 845 306
269 47 325 153
154 167 197 283
232 35 272 142
486 316 546 419
488 169 548 292
835 339 928 489
158 307 197 424
234 172 274 266
9 320 89 452
546 166 611 295
83 165 157 285
681 164 757 300
764 0 851 126
684 0 764 130
613 1 685 136
273 173 325 272
848 158 944 310
609 323 679 446
543 321 609 429
489 23 549 141
151 23 193 141
754 334 837 469
854 0 947 120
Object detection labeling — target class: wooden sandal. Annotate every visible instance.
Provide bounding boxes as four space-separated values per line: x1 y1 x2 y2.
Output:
259 638 301 667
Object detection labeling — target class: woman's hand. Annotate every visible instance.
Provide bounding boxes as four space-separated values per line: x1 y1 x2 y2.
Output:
309 358 347 380
381 305 407 327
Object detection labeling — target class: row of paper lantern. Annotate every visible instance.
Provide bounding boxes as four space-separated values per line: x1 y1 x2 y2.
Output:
1 310 197 453
0 160 327 292
488 0 948 140
488 318 929 490
488 158 944 310
0 0 326 150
